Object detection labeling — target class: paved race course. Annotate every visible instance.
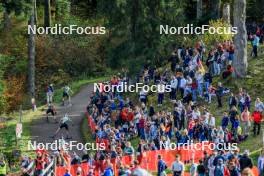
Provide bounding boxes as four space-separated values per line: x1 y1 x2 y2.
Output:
30 84 94 154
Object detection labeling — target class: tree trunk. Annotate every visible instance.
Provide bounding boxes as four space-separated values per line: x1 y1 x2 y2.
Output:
34 0 38 25
28 14 36 98
196 0 202 20
222 3 230 23
129 0 139 47
233 0 247 78
3 10 11 29
211 0 221 19
44 0 51 27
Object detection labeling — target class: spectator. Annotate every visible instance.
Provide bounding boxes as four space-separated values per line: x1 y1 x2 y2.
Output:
216 82 224 108
257 149 264 175
228 93 238 110
252 110 262 135
171 154 184 176
63 169 72 176
252 34 260 57
241 167 254 176
240 107 251 137
214 159 230 176
157 155 167 176
189 158 197 176
197 159 206 176
239 150 253 172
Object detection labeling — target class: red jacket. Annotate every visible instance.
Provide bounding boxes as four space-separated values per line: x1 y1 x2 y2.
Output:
127 112 134 121
253 111 262 123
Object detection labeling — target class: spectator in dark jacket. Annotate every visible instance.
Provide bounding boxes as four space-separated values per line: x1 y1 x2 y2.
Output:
157 155 167 176
204 71 212 96
228 93 238 110
216 82 224 108
221 112 229 130
239 151 253 172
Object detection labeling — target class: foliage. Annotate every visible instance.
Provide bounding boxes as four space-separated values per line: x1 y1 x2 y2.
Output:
55 0 70 20
98 0 186 75
1 0 31 15
3 76 25 113
246 0 264 22
202 19 234 47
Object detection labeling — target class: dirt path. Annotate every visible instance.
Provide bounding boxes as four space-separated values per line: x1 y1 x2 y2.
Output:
30 84 94 154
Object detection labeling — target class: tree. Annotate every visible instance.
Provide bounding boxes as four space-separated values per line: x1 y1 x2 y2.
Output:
233 0 247 78
28 0 36 98
196 0 202 20
210 0 221 19
1 0 31 29
44 0 51 27
222 3 230 23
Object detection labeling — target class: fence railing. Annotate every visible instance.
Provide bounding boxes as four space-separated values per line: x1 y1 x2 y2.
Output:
24 157 56 176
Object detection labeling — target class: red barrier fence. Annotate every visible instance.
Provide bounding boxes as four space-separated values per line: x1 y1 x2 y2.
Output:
55 113 259 176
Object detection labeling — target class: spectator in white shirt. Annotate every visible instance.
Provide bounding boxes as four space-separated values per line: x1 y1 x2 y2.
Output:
208 114 216 128
171 154 185 176
179 76 187 98
170 76 178 100
255 98 264 113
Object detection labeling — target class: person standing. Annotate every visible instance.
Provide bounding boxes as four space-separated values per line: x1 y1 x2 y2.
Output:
189 158 197 176
240 107 251 137
197 159 206 176
171 154 184 176
258 149 264 176
252 110 262 136
157 81 165 106
239 150 253 172
179 75 187 99
203 71 212 98
221 112 229 130
216 82 224 108
139 90 147 105
255 98 264 117
213 159 229 176
195 70 204 98
157 155 167 176
169 51 179 72
228 93 238 110
170 76 178 100
46 84 54 103
252 34 260 57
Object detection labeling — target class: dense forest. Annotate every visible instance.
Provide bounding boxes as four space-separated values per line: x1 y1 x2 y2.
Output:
0 0 263 114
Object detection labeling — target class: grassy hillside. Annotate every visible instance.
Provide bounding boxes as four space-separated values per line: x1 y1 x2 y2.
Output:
122 45 264 164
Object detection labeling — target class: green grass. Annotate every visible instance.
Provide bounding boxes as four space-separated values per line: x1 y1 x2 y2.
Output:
81 47 264 170
0 108 44 172
0 76 110 173
126 45 264 163
81 116 96 155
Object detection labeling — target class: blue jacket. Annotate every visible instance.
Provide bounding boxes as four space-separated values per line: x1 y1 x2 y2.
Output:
103 167 114 176
158 159 167 175
221 116 229 127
